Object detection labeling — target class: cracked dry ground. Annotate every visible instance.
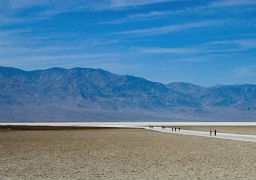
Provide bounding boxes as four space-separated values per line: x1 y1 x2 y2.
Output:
1 128 256 180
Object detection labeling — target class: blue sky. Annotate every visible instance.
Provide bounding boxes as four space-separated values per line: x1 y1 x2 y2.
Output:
0 0 256 86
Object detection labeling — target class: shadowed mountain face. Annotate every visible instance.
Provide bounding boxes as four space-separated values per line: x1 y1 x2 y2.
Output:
0 66 199 110
167 82 256 110
1 66 256 122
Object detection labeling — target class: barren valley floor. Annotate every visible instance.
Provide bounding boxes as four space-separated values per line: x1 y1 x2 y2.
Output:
1 128 256 180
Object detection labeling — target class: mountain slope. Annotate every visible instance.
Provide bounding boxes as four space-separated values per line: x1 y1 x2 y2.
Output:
168 82 256 110
0 66 199 111
1 66 256 122
202 84 256 110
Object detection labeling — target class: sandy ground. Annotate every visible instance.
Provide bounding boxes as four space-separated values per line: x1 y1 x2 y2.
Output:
177 126 256 135
1 128 256 180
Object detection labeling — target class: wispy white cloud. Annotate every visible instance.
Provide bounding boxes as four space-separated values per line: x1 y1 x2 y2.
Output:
234 65 256 77
0 1 86 25
101 9 192 24
131 38 256 58
4 0 174 13
169 54 225 62
0 0 255 73
133 47 198 54
201 38 256 52
1 0 255 26
6 0 255 14
101 0 256 25
0 29 29 37
100 11 167 24
0 0 178 26
108 0 174 8
210 0 256 7
118 20 223 36
6 0 46 10
100 6 209 24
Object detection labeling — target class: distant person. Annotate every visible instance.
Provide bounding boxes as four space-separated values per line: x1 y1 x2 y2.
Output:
210 129 212 136
179 128 180 131
214 129 217 136
175 128 176 132
172 128 173 131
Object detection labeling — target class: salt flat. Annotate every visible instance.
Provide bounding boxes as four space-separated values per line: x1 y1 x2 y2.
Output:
2 122 256 142
2 122 256 128
147 127 256 142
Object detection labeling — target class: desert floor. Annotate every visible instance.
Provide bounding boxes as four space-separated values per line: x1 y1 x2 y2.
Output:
1 128 256 180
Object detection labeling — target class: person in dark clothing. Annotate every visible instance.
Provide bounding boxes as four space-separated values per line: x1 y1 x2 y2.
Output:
172 128 173 131
210 129 212 136
214 129 217 136
179 128 180 131
175 128 176 132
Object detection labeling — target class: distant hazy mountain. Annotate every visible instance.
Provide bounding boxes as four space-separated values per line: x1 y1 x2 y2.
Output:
168 82 256 110
1 66 256 122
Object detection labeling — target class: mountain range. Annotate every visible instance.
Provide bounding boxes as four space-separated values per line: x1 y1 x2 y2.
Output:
1 66 256 122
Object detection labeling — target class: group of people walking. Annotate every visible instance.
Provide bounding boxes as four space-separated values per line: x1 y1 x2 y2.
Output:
210 129 217 136
161 126 181 132
171 127 180 132
150 125 217 137
151 126 181 132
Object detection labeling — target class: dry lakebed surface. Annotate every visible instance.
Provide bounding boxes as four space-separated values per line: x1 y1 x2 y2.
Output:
1 127 256 180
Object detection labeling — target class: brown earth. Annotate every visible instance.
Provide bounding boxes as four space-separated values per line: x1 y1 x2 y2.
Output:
1 128 256 180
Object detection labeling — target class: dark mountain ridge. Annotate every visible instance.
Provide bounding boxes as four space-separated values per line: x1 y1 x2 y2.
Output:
1 66 256 122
